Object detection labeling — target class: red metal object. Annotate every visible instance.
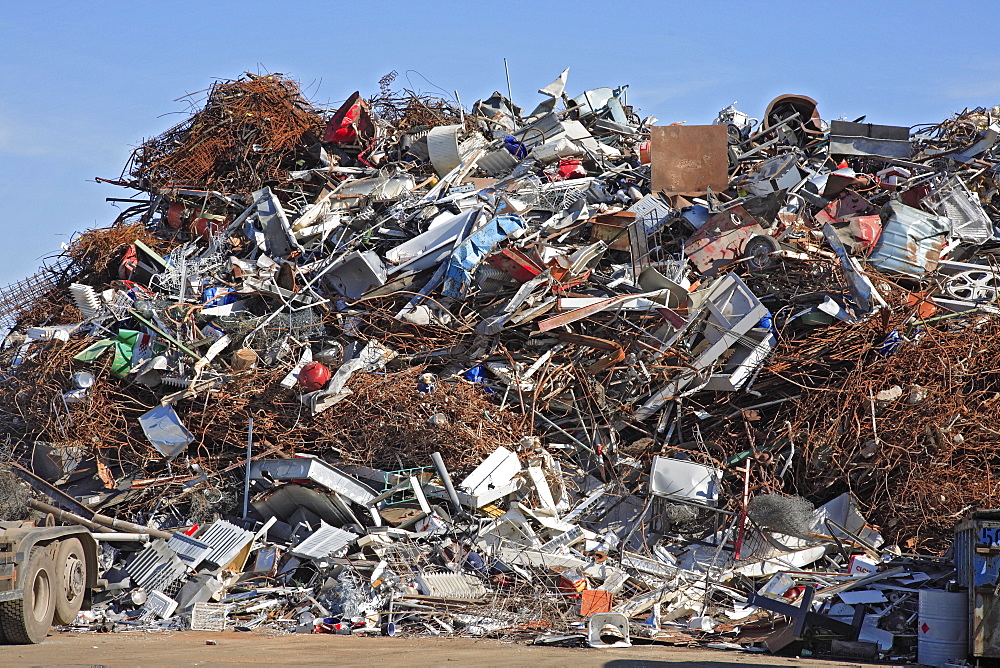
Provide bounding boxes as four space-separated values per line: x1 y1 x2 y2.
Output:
192 216 226 238
901 183 931 208
825 189 876 222
298 361 332 392
847 215 882 252
166 202 186 229
556 158 586 180
485 248 543 283
684 205 765 274
324 92 375 144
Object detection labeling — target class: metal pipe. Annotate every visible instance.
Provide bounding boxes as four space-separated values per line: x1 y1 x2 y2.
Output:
28 498 172 540
27 499 105 533
430 452 462 514
91 533 151 543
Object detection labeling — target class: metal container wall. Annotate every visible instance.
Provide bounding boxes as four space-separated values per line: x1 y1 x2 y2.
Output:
954 515 1000 658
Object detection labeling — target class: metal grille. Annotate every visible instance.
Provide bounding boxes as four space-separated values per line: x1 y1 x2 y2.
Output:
0 257 71 337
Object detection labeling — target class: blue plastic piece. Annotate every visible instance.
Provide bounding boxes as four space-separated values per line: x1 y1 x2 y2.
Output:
503 135 527 159
442 214 527 298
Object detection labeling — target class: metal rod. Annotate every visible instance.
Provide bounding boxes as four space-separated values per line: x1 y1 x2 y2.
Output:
503 58 517 129
243 417 254 519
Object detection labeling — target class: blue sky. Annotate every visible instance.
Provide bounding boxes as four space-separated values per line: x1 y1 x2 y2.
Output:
1 0 996 286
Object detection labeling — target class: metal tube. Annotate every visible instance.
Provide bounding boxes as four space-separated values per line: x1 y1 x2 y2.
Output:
91 533 151 543
430 452 462 514
243 417 254 519
28 498 172 540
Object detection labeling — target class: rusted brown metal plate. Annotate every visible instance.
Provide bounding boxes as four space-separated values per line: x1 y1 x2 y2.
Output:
650 125 729 195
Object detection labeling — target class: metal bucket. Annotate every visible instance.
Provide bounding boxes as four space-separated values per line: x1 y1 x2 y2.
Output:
918 589 968 667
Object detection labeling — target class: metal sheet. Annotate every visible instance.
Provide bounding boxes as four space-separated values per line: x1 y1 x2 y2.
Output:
923 177 994 243
829 121 911 159
648 456 722 506
650 125 729 195
167 533 212 568
869 202 951 277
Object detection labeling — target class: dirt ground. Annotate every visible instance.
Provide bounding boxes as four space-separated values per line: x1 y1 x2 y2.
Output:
2 630 879 667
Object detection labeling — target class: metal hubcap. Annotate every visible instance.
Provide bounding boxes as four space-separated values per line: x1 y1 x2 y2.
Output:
65 556 85 599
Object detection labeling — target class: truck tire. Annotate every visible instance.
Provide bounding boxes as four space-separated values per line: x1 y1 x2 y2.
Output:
53 538 86 625
0 547 56 644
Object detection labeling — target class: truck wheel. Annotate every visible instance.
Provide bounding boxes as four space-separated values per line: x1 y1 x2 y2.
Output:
53 538 86 625
0 547 56 644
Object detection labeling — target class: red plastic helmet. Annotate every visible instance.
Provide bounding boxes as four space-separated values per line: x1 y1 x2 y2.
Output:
298 361 331 392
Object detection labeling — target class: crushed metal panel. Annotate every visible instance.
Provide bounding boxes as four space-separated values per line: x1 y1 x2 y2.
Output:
167 532 212 569
138 404 194 459
829 121 911 159
703 327 777 391
459 446 522 501
253 186 297 259
684 205 765 275
288 522 358 559
323 250 387 300
822 223 876 313
650 125 729 195
923 177 995 243
384 209 477 270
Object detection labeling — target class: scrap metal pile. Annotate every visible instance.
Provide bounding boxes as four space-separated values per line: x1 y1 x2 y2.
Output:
2 69 1000 660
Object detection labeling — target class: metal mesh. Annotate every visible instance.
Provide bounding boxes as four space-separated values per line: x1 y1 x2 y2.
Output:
0 257 72 337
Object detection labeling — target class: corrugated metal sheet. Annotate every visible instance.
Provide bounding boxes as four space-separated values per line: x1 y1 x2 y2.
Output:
167 533 212 568
198 520 255 568
288 522 358 559
869 202 951 277
415 572 489 600
125 540 187 592
478 147 519 176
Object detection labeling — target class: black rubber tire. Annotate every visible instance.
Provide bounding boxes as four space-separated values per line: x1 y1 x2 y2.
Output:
0 547 56 644
53 538 86 625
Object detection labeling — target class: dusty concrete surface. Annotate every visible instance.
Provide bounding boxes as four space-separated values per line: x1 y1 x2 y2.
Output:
4 631 878 667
